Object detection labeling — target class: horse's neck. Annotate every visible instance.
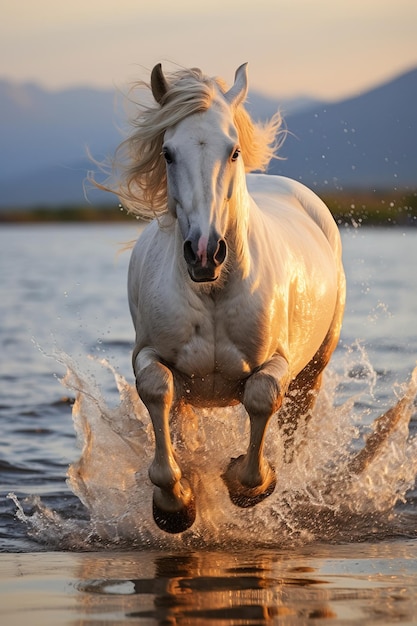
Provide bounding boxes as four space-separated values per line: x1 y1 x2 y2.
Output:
226 173 253 279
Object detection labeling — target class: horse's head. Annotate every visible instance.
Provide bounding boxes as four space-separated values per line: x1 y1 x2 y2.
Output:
151 63 249 283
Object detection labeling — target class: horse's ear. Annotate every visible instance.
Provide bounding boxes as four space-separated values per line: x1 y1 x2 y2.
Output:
224 63 248 107
151 63 169 104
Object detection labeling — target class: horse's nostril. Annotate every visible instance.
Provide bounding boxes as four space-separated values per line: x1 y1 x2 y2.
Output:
184 237 226 268
214 239 227 266
183 240 197 264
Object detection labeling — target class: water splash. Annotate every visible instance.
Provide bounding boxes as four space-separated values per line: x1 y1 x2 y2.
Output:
10 350 417 550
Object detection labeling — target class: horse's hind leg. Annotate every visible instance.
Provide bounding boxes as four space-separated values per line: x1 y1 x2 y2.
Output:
279 363 325 463
279 302 344 463
134 350 195 534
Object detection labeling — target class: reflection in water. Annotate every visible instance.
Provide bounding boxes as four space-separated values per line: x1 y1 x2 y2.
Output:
72 545 417 624
75 551 346 624
4 545 417 625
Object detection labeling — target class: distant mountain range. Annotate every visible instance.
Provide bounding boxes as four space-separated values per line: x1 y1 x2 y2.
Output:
270 68 417 191
0 68 416 208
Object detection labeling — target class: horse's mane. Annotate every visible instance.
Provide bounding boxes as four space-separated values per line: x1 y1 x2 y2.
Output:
97 67 283 219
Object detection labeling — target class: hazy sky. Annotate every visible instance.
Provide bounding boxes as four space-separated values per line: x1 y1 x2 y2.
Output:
2 0 417 100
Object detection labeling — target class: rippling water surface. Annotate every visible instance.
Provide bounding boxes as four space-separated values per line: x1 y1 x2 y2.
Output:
1 223 417 624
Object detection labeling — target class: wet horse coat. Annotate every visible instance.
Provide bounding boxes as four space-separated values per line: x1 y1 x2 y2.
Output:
125 64 346 533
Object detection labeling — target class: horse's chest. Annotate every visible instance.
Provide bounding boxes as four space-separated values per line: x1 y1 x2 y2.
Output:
154 294 263 381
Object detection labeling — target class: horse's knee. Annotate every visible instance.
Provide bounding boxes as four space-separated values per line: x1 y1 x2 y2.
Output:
243 372 282 420
136 361 174 407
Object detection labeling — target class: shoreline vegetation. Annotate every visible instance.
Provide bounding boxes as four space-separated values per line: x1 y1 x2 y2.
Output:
1 189 416 227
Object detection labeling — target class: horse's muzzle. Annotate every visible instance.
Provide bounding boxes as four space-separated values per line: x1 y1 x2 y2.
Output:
183 236 227 282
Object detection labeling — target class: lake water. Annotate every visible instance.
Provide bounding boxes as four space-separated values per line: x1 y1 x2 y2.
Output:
1 222 417 624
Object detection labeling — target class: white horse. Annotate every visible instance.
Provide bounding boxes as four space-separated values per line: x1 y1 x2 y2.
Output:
111 63 345 533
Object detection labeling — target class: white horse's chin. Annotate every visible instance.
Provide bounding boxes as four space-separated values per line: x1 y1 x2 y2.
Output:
187 266 221 283
190 274 218 284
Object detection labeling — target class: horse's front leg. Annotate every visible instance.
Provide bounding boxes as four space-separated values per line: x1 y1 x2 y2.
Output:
223 355 289 508
134 348 195 533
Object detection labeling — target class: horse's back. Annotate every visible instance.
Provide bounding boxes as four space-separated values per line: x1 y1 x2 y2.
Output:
247 174 341 257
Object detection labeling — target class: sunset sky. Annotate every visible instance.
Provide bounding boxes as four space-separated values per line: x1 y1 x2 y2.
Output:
2 0 417 100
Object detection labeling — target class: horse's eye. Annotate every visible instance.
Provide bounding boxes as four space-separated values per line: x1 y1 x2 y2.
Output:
162 147 173 164
231 148 240 162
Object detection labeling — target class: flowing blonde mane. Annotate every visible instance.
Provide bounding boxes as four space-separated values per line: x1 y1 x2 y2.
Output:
101 67 283 219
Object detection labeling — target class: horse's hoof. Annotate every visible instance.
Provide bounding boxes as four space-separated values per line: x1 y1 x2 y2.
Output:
222 455 277 508
152 496 196 534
